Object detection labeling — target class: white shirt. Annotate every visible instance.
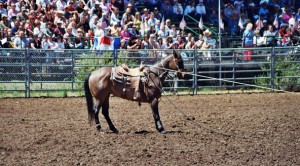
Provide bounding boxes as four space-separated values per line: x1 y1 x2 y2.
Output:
196 4 206 15
173 4 183 15
184 5 195 15
56 0 67 11
42 40 57 49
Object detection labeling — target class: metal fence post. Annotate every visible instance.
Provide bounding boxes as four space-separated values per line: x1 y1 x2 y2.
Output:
193 48 197 95
71 50 75 91
25 49 30 98
270 47 275 92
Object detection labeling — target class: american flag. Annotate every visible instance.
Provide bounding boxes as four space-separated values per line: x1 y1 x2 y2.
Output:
198 16 203 30
160 15 165 31
255 16 263 30
220 18 224 30
273 15 278 29
238 17 244 30
179 16 186 30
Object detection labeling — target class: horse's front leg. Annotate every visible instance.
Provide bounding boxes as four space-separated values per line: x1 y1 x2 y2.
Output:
150 98 166 134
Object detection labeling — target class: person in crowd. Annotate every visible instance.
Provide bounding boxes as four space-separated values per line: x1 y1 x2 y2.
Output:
146 24 157 39
141 8 149 22
263 25 278 47
259 20 268 36
164 35 174 49
147 12 157 27
144 0 159 11
129 24 140 37
109 0 124 12
56 0 67 11
110 22 121 37
194 34 205 49
176 36 186 49
133 12 142 30
242 23 254 61
281 27 292 47
121 25 131 41
184 0 196 20
142 35 149 49
258 2 269 20
0 2 8 16
33 20 44 38
148 34 158 49
201 29 216 60
196 0 206 21
13 30 29 49
0 15 9 31
8 3 19 21
63 25 75 48
74 28 86 49
185 36 196 50
173 0 183 22
160 0 173 20
30 34 42 49
153 7 162 22
157 36 164 49
253 29 266 47
110 7 120 26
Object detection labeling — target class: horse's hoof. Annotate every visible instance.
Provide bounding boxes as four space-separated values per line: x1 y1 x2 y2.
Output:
111 129 119 134
98 128 105 134
159 130 167 134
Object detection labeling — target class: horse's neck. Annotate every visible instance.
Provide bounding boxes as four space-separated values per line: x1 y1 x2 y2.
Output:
150 60 170 79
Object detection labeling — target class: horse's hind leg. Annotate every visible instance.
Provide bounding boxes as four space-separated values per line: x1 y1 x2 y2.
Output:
150 98 166 134
102 96 119 133
94 100 104 133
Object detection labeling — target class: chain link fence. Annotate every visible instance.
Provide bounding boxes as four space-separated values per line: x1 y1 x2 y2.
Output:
0 47 299 97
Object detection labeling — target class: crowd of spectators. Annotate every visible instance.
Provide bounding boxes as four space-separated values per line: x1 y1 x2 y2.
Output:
0 0 300 56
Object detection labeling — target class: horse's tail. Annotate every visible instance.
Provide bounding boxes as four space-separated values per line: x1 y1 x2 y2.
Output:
84 74 94 124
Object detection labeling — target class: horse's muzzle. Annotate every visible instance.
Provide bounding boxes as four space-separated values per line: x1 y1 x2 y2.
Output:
176 69 188 79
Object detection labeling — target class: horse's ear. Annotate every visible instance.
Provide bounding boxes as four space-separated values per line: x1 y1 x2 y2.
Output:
173 49 178 59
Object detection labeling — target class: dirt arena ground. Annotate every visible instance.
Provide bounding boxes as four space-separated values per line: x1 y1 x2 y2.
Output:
0 93 299 165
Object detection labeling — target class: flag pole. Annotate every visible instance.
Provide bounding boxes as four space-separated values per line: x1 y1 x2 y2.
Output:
218 0 221 48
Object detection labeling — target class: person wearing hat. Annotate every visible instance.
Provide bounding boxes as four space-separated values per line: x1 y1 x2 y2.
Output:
129 24 140 37
16 7 28 21
153 7 162 21
53 20 66 37
79 6 91 22
172 0 183 22
202 29 216 60
74 28 86 49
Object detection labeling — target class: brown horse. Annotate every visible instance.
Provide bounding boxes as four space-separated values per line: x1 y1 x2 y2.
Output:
84 50 185 134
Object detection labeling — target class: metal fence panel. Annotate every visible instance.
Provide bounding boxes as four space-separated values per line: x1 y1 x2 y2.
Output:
0 47 299 97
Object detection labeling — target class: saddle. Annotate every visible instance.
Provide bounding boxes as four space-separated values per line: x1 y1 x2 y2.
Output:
111 64 149 103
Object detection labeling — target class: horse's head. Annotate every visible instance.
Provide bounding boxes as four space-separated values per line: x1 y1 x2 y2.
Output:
170 50 187 79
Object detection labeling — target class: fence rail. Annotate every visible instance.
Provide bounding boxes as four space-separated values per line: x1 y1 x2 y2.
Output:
0 47 299 97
